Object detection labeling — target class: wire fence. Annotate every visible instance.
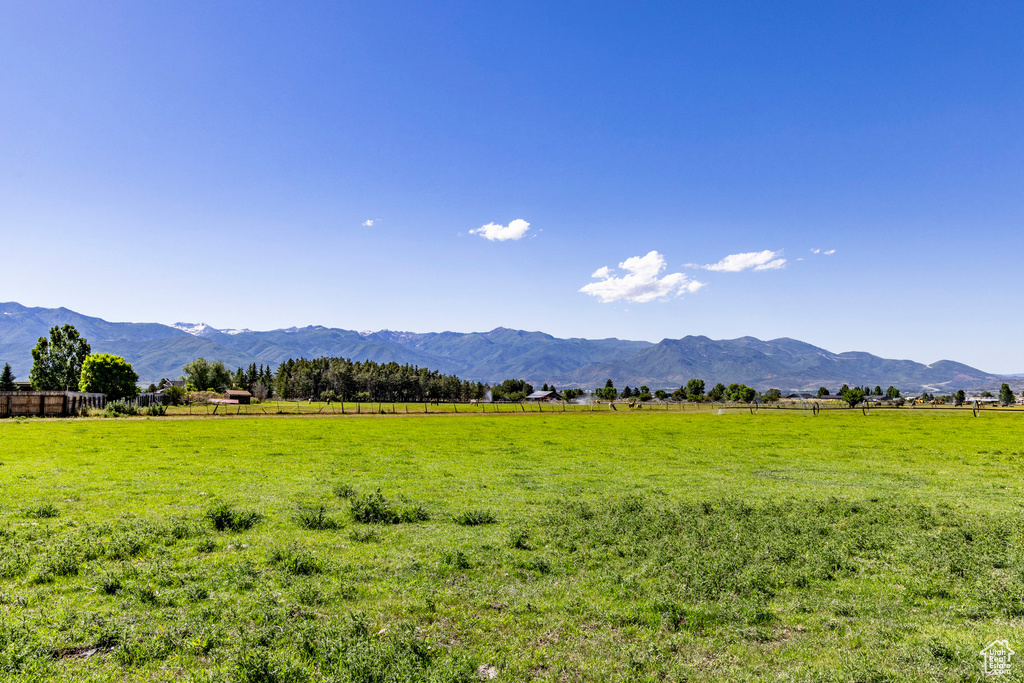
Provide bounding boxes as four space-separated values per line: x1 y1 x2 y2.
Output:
150 399 1023 418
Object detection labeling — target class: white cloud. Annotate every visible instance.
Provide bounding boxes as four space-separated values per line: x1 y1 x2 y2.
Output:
579 251 704 303
823 249 836 255
810 248 820 254
362 219 375 227
700 250 786 272
469 218 531 241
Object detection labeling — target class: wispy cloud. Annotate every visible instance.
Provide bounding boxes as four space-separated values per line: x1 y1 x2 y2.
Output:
811 248 836 255
695 249 786 272
362 219 375 227
580 251 704 303
469 218 531 241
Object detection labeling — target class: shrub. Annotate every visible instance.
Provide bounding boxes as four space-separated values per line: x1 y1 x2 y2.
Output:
104 400 139 417
206 501 262 532
454 510 497 526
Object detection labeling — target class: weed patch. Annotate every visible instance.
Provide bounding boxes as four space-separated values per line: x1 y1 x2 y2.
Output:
206 501 263 532
453 509 497 526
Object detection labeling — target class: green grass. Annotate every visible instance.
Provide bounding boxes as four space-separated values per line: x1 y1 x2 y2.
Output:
1 409 1023 681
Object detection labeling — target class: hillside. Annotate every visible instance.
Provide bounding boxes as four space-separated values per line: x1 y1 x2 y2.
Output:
0 301 1007 393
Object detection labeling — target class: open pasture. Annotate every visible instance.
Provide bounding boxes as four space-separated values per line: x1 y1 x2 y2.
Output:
1 409 1023 681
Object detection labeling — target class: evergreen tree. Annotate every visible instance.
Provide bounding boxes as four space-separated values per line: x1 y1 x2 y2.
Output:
999 383 1015 406
0 363 15 391
817 386 829 398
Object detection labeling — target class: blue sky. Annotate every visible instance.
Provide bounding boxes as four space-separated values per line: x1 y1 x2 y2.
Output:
1 2 1022 372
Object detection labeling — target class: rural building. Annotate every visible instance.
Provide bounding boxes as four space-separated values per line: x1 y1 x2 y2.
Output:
224 389 252 404
0 391 106 418
224 389 251 405
786 393 815 400
525 390 563 402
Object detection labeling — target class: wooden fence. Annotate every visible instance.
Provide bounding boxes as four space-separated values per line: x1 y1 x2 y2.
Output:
0 391 106 418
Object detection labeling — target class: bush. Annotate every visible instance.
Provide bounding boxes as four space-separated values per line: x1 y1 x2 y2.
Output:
144 403 167 416
206 501 262 532
104 400 139 417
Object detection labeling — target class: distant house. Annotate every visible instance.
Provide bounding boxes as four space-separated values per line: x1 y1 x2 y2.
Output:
224 389 252 405
785 393 815 400
13 382 32 391
525 390 563 402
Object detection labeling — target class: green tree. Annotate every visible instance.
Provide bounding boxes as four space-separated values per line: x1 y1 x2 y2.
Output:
999 383 1014 406
685 379 705 400
841 386 865 408
885 386 900 399
0 362 15 391
873 385 883 396
78 354 140 401
621 386 632 398
29 324 91 391
817 386 829 398
654 389 668 400
764 388 782 402
708 383 726 401
955 389 966 406
182 358 232 392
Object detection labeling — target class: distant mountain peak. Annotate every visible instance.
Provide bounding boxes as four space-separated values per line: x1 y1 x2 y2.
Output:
172 322 218 337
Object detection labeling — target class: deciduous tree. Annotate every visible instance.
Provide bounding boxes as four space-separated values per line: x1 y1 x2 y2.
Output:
182 358 233 392
841 386 865 408
79 354 140 401
30 324 91 391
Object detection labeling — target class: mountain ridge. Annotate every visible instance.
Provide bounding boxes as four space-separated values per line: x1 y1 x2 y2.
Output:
0 301 1010 393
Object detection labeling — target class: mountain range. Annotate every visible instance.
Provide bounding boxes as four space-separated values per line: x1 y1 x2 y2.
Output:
0 301 1010 394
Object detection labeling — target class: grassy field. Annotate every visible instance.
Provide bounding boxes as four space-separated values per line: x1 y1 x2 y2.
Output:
1 409 1023 681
